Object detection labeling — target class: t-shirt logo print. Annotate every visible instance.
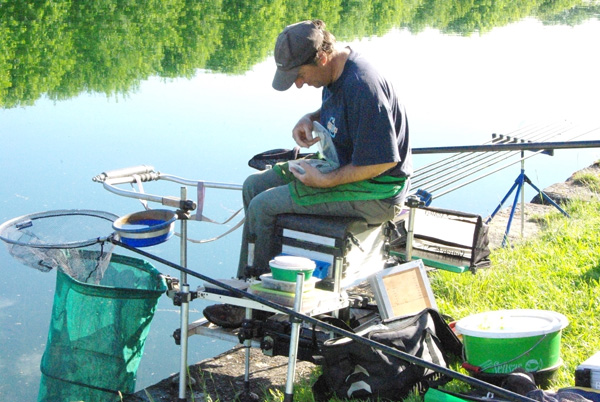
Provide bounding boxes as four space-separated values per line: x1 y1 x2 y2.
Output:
326 117 338 138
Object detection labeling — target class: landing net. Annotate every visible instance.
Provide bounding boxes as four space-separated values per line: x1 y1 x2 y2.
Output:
0 210 168 400
0 209 118 284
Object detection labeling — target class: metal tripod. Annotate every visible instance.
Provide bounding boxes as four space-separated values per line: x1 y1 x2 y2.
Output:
486 151 569 247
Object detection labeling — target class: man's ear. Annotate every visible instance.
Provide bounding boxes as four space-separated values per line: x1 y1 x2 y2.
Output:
317 51 328 66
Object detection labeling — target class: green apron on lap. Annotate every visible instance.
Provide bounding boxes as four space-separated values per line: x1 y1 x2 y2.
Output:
273 161 406 206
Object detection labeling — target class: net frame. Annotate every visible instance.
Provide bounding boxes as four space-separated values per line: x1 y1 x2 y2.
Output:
0 209 118 248
0 209 119 283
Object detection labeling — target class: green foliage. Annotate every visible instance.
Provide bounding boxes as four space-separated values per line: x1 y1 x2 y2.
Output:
0 24 12 102
160 0 223 78
204 0 286 75
0 0 598 107
541 4 600 26
0 0 73 107
259 368 322 402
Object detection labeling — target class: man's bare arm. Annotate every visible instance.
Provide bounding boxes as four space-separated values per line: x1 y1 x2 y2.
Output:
291 160 397 188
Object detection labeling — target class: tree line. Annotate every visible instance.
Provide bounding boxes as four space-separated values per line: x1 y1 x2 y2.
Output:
0 0 598 108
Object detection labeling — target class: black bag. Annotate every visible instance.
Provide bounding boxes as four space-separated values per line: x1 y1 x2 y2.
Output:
312 308 463 401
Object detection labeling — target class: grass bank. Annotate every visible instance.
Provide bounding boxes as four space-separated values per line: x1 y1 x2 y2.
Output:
275 198 600 401
432 198 600 387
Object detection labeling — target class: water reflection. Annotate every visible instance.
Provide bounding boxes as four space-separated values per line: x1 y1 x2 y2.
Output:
1 0 599 108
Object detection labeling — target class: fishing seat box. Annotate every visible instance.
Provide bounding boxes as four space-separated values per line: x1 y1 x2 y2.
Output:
274 214 392 291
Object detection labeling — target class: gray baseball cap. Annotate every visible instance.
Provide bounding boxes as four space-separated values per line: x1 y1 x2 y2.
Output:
272 21 324 91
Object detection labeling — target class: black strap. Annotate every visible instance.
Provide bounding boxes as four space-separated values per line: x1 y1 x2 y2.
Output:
248 147 314 171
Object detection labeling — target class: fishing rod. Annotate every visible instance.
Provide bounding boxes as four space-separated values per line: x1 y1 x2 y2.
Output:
412 136 514 188
412 143 543 201
430 127 600 198
427 148 546 197
412 125 600 200
412 121 563 177
414 143 515 190
110 237 537 402
413 139 600 154
410 122 570 190
417 134 559 193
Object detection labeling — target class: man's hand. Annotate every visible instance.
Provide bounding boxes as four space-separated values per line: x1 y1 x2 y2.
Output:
292 113 320 148
289 160 328 187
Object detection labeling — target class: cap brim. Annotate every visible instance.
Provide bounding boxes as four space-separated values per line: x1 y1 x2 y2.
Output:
272 66 301 91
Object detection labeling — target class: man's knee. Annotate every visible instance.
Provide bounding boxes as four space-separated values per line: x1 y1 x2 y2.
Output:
243 169 282 203
247 191 275 219
243 172 264 205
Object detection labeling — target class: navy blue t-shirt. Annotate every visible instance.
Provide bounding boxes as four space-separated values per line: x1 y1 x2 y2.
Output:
320 49 412 179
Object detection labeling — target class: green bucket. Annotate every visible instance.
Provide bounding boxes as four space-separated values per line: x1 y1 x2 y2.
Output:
269 255 315 282
455 309 568 374
425 388 473 402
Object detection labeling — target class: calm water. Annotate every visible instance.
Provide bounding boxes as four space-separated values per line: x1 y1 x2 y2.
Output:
1 2 600 401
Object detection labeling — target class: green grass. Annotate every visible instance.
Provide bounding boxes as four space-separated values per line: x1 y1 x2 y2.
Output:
197 199 600 401
572 171 600 193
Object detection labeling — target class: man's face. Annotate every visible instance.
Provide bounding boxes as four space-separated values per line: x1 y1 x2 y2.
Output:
294 62 329 89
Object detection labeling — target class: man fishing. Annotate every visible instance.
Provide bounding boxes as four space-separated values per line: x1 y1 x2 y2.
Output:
204 19 412 327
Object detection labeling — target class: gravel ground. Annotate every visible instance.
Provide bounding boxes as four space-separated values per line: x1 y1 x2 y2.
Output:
124 345 317 401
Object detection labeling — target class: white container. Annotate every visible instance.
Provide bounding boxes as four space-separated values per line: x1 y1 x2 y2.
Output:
271 255 316 269
455 309 568 339
576 351 600 389
259 273 317 293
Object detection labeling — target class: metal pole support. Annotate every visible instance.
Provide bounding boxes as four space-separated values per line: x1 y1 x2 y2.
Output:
244 307 253 396
178 283 190 401
178 187 189 402
520 151 525 237
405 195 422 261
283 272 305 402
